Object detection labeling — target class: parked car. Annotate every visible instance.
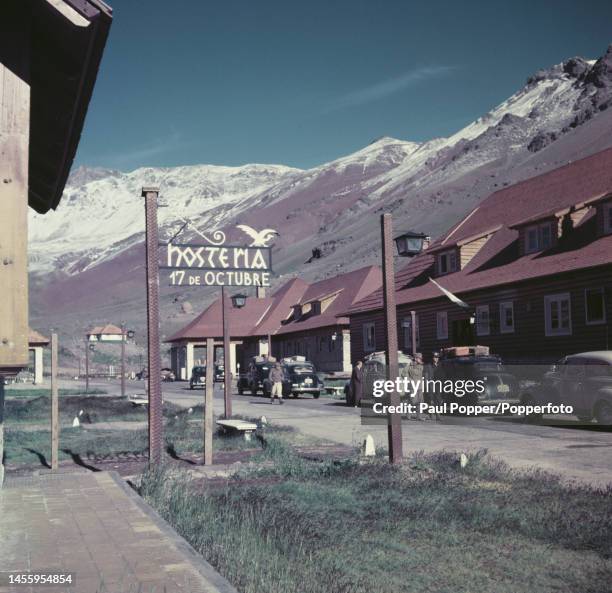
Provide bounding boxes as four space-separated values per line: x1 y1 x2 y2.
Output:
238 359 275 396
282 358 321 398
348 351 414 406
161 367 175 382
190 365 206 389
437 350 519 406
189 364 225 389
520 351 612 424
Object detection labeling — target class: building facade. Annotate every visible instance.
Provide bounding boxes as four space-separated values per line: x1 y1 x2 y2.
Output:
347 148 612 364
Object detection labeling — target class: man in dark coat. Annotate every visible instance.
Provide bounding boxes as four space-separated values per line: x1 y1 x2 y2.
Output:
349 360 364 407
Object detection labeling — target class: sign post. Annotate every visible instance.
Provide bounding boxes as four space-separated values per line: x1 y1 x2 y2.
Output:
381 213 403 463
221 286 232 418
51 332 59 470
143 186 163 467
204 337 214 465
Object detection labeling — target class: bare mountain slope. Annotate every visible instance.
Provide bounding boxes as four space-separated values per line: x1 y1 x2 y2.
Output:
29 45 612 346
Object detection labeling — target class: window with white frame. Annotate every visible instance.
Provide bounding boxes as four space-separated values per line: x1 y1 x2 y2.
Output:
524 221 555 253
585 288 606 325
363 322 376 352
499 301 514 333
604 202 612 235
437 250 458 275
544 293 572 336
402 315 420 352
436 311 448 340
476 305 490 336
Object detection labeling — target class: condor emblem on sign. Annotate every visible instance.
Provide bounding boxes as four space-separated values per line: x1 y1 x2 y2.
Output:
160 224 277 287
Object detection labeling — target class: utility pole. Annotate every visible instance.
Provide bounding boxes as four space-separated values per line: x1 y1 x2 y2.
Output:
51 332 59 470
120 323 126 399
381 213 403 463
85 338 89 393
142 186 163 466
204 337 214 465
221 286 232 418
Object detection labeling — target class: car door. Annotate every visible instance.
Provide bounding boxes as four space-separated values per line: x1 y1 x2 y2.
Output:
561 358 588 415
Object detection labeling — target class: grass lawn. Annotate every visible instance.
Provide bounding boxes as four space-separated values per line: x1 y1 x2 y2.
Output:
4 393 181 426
140 441 612 593
3 407 295 467
4 387 107 398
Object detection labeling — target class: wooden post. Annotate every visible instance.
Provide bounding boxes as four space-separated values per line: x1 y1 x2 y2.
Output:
142 187 163 466
221 286 232 418
120 323 126 398
51 333 59 470
381 213 403 463
85 339 90 393
0 10 30 377
204 337 214 465
0 6 31 484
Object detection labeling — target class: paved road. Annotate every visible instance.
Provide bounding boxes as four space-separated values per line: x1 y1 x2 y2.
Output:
16 378 612 486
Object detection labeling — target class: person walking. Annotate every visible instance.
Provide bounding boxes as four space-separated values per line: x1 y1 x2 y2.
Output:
349 360 364 407
269 362 285 404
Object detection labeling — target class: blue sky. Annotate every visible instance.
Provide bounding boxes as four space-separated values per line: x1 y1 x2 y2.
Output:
77 0 612 171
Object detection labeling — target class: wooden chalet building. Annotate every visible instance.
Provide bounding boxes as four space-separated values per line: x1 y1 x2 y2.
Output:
271 266 382 372
346 148 612 364
167 266 382 377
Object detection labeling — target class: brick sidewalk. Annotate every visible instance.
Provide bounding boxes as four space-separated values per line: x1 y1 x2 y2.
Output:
0 471 238 593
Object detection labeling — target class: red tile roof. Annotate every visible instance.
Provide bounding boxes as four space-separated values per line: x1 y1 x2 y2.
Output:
431 146 612 251
167 266 382 342
275 266 382 335
28 328 50 346
166 296 274 342
87 324 123 336
348 148 612 315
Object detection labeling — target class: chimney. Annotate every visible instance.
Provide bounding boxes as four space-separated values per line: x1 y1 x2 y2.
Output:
256 287 266 299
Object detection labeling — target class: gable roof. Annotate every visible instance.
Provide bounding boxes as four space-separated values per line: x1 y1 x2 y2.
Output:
348 148 612 315
275 266 382 335
28 328 49 346
88 323 123 336
166 266 382 342
430 146 612 251
166 296 274 342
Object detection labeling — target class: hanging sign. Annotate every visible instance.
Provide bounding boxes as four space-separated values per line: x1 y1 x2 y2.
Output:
160 225 277 287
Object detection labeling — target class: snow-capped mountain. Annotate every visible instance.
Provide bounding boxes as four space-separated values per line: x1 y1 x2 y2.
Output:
29 44 612 339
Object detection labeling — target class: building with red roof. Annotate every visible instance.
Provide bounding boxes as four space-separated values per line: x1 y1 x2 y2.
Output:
166 267 381 378
346 147 612 364
271 266 382 372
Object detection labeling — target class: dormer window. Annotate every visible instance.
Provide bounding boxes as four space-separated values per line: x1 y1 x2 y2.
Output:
311 301 321 315
437 249 458 276
525 221 554 254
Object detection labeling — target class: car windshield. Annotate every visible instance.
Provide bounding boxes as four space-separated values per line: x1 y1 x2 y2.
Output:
287 364 314 374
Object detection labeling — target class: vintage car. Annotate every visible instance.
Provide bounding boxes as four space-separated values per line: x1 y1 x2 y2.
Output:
437 348 519 406
346 351 414 406
282 357 322 398
520 351 612 424
238 358 278 396
189 364 224 389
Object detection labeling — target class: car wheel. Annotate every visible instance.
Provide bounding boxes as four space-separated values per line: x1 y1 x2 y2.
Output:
292 392 299 398
251 388 258 396
313 392 320 399
595 401 612 425
189 385 194 390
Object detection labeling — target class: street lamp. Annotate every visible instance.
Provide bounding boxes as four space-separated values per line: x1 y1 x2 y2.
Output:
231 293 247 309
394 230 430 257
